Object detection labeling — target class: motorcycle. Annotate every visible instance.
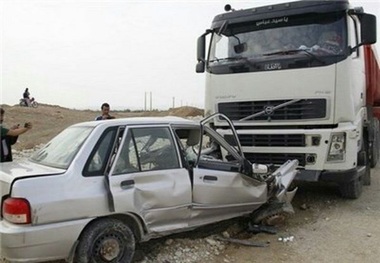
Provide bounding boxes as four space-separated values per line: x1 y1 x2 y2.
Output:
19 97 38 108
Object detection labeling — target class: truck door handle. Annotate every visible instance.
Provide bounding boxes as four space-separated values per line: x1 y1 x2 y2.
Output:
120 180 135 189
203 175 217 181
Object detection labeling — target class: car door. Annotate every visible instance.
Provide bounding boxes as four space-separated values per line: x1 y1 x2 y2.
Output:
190 115 268 226
107 125 192 233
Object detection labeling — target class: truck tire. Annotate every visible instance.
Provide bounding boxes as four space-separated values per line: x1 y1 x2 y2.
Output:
362 163 371 186
74 218 135 263
369 118 380 168
358 135 371 188
339 176 363 199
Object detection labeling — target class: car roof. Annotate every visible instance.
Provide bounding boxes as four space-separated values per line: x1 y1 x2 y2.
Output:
71 116 200 128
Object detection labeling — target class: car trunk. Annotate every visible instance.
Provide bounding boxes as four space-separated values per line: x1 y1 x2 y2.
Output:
0 160 65 197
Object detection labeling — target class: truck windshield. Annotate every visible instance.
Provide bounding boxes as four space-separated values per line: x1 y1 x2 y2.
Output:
30 126 93 169
208 12 347 71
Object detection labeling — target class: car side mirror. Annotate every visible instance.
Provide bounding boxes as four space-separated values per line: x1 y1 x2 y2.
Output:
252 163 269 174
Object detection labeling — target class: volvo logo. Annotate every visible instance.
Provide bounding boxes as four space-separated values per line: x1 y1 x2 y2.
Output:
264 105 274 115
264 63 282 70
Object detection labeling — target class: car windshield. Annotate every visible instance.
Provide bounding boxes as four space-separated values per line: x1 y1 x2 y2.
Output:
30 126 93 169
209 13 346 64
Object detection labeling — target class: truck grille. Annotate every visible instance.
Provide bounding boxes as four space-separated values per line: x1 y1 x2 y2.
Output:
225 134 305 147
244 152 306 166
218 99 326 121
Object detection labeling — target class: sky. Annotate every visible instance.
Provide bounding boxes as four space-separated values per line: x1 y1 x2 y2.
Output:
1 0 379 110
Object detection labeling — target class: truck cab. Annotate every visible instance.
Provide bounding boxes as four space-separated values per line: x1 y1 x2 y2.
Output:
196 0 379 199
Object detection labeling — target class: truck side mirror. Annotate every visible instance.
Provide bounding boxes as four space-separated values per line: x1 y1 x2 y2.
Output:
196 61 205 73
196 30 212 73
196 35 206 73
360 13 377 45
350 13 376 53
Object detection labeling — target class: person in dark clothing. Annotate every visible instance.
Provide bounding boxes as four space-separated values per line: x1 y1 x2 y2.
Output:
23 88 31 106
95 103 115 120
0 108 33 162
1 135 18 162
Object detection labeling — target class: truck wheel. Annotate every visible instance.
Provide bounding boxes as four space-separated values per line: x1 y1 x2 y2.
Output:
370 118 380 168
339 176 363 199
74 218 135 263
362 163 371 186
361 136 371 186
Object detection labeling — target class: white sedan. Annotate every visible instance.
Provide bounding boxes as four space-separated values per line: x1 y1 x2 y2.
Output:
0 113 298 263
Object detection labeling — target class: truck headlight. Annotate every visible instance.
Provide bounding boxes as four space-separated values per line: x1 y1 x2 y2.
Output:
327 133 346 161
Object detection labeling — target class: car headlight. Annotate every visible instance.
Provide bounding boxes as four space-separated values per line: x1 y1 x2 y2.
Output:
327 133 346 161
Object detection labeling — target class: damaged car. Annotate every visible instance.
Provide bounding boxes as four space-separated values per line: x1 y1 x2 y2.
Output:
0 113 298 263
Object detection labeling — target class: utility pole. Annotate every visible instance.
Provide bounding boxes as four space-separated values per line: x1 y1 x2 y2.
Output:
144 92 147 111
172 97 175 109
150 92 152 111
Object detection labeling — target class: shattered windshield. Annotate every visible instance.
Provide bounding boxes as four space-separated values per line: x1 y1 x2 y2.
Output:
30 126 93 169
209 13 347 70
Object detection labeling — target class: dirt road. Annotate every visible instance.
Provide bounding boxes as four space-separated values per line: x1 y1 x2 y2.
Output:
210 165 380 263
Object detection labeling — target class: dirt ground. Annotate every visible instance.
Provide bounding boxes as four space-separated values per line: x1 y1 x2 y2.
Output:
0 104 203 151
209 166 380 263
1 104 379 263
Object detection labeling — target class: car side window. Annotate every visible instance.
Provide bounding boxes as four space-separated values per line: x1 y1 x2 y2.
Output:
113 127 180 174
195 128 242 172
83 128 117 176
135 127 180 171
113 131 139 174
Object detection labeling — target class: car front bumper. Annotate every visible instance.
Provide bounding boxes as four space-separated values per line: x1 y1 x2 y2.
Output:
0 217 92 263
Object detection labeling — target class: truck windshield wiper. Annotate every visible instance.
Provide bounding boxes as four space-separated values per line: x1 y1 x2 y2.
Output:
210 56 255 66
210 56 246 62
263 49 324 64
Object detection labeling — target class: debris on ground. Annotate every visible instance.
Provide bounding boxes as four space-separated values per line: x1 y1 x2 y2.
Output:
247 222 277 235
214 236 269 247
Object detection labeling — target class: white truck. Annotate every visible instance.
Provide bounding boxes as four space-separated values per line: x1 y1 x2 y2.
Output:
196 0 380 199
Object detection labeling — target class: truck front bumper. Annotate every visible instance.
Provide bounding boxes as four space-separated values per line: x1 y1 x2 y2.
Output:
0 217 92 263
296 165 366 184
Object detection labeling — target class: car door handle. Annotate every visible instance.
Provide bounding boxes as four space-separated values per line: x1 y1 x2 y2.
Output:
120 180 135 189
203 175 217 181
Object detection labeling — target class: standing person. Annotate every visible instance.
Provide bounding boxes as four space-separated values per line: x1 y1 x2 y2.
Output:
0 108 33 162
95 103 115 120
23 88 31 106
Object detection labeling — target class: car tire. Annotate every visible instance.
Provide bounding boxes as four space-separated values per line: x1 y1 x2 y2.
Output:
74 218 135 263
339 176 363 199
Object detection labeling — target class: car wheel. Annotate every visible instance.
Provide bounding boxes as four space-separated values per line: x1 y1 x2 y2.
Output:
339 176 363 199
74 218 135 263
